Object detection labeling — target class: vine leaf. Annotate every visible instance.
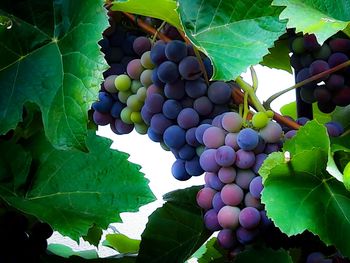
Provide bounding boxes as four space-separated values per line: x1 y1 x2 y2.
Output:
272 0 350 43
177 0 286 81
0 132 155 241
261 38 292 73
197 238 227 263
136 186 212 263
260 121 350 258
102 233 140 254
82 225 103 247
0 0 108 151
47 244 98 259
234 247 293 263
111 0 181 29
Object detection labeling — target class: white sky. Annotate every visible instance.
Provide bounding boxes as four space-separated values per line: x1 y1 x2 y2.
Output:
48 65 295 257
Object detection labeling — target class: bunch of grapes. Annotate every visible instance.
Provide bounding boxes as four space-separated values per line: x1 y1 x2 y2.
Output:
141 39 235 180
196 111 283 251
0 211 53 262
290 33 350 113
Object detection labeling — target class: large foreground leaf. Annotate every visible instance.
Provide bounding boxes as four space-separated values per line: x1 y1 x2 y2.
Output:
261 38 292 73
111 0 181 29
272 0 350 43
177 0 286 80
260 121 350 257
137 186 211 263
0 0 108 150
0 132 155 241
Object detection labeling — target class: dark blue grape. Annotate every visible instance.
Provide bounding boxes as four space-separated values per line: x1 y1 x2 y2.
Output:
193 96 213 116
179 56 202 80
150 41 167 65
165 40 188 62
185 156 204 176
110 101 124 118
185 78 207 98
147 128 163 142
208 82 232 104
178 145 196 160
164 79 185 100
157 61 179 83
162 99 182 119
163 125 186 149
171 159 191 181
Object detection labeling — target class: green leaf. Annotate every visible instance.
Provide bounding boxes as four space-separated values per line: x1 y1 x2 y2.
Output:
234 247 293 263
103 233 140 254
0 132 155 241
260 121 350 257
137 186 211 263
332 105 350 131
280 101 331 124
177 0 286 81
272 0 350 43
261 38 292 73
111 0 181 29
47 244 98 259
0 0 108 151
42 253 136 263
197 238 227 263
82 225 103 247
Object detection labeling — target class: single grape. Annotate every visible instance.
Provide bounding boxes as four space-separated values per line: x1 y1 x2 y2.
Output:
218 167 236 184
313 43 331 60
130 112 143 123
329 38 350 53
203 57 213 78
131 80 142 93
140 105 153 125
157 61 179 83
259 121 282 143
127 59 144 80
185 127 200 147
217 229 236 249
171 159 191 181
177 108 200 129
199 149 220 172
120 107 133 124
225 133 239 150
249 176 263 199
221 184 244 206
244 192 263 210
144 93 164 114
193 96 213 116
325 74 345 91
162 99 182 119
115 120 134 134
235 169 256 190
303 34 320 52
150 113 172 134
150 41 166 65
252 112 269 129
133 36 151 56
140 69 153 87
205 172 224 190
163 125 186 149
212 192 225 213
185 78 207 99
328 52 349 68
291 37 305 54
204 209 221 231
252 153 267 174
178 145 196 160
178 56 202 80
314 86 331 103
221 112 243 132
332 87 350 106
208 82 232 104
110 101 124 118
147 128 162 142
237 128 259 151
185 156 204 176
309 60 330 80
196 187 216 210
127 94 143 111
202 126 226 148
93 111 113 126
217 206 241 229
115 74 131 91
236 227 259 244
140 51 155 69
136 86 147 101
134 123 148 134
215 146 236 167
103 75 118 93
235 150 255 169
165 40 188 62
239 207 261 229
300 86 317 104
164 79 186 100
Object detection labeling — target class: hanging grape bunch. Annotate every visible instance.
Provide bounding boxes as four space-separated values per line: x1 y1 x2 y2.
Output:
290 33 350 113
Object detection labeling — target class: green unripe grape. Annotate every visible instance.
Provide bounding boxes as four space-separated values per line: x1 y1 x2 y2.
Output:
118 90 132 104
252 112 269 129
291 37 305 54
127 95 143 111
134 123 148 135
115 74 131 91
131 80 142 93
160 142 170 151
344 162 350 191
140 69 153 87
130 112 143 123
141 51 155 69
196 145 205 156
104 75 118 93
266 110 274 118
136 87 147 102
120 107 133 124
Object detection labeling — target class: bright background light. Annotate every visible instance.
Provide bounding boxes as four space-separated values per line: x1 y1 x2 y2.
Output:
48 65 295 257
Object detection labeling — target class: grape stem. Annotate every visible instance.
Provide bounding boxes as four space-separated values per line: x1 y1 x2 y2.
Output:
152 21 167 43
122 12 171 42
235 76 266 113
264 60 350 109
250 66 258 92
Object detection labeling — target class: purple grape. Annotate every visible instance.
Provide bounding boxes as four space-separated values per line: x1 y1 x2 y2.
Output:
195 124 212 144
162 99 182 119
218 167 236 184
150 41 166 65
328 52 349 68
146 84 163 96
165 40 188 62
215 146 236 167
199 149 220 172
252 153 267 174
185 127 200 147
144 93 164 114
236 169 256 190
221 112 242 132
178 56 202 80
264 143 280 154
203 126 226 148
236 227 259 244
171 159 191 181
237 128 259 151
193 96 213 116
217 229 236 249
196 187 216 210
306 252 326 263
103 75 117 93
329 38 350 53
212 114 224 128
212 192 225 213
151 68 165 88
225 133 239 150
244 192 263 210
115 120 134 134
325 121 344 137
185 156 204 176
221 184 244 206
133 36 151 56
185 78 207 98
285 130 297 139
235 150 255 169
177 108 200 129
217 206 241 230
253 136 266 154
205 172 224 191
110 101 124 118
127 59 144 80
204 209 221 231
239 207 261 229
259 121 282 143
303 34 320 51
141 105 153 125
150 113 172 134
314 86 331 103
332 87 350 106
208 82 232 104
259 210 272 228
93 111 113 126
164 79 185 99
309 60 330 79
326 74 345 91
163 125 186 149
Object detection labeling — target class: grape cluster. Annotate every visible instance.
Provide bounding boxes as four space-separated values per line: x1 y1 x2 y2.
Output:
0 211 53 262
196 112 283 250
290 33 350 113
141 39 234 180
